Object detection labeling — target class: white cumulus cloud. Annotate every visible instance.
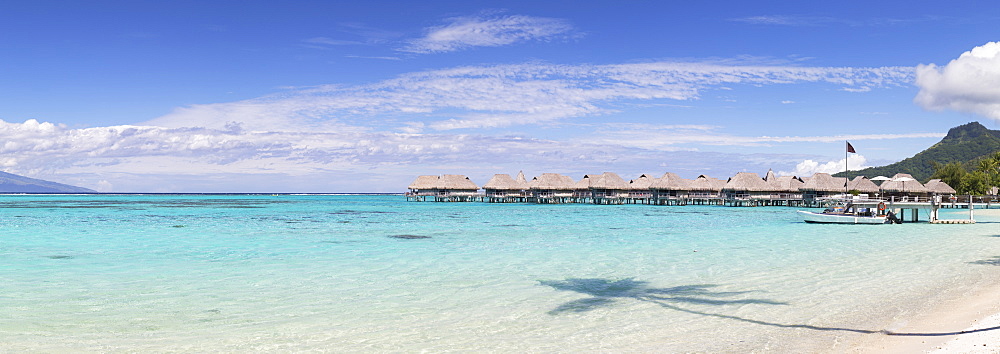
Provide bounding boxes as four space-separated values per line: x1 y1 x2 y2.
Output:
915 41 1000 121
780 154 869 176
0 118 824 192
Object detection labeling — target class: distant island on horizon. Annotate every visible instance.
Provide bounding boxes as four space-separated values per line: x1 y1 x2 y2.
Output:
0 171 95 193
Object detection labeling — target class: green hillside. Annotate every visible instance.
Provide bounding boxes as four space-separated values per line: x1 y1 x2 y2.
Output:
839 122 1000 182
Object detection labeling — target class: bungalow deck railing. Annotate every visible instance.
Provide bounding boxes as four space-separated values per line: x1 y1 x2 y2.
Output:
410 190 997 208
406 189 482 202
407 176 990 206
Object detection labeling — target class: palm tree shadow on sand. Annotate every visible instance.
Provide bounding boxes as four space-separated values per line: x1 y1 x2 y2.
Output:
538 278 1000 337
970 256 1000 266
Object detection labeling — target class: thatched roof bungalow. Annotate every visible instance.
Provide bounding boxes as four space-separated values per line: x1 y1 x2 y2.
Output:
483 174 524 191
626 174 656 199
406 174 479 201
799 173 846 199
923 179 957 195
686 175 725 197
483 173 529 202
763 170 804 195
847 176 880 195
771 176 805 192
441 174 478 190
628 174 655 190
650 172 692 200
529 173 576 203
589 172 629 190
407 174 478 192
763 170 778 183
766 177 805 199
572 174 594 199
880 173 929 196
408 175 439 193
530 173 574 190
722 172 772 199
516 171 528 185
650 172 690 190
588 172 630 202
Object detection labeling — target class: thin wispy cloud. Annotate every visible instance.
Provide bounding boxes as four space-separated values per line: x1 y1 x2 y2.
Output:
144 61 914 133
0 59 919 191
585 124 944 150
399 14 575 53
841 86 872 93
303 37 365 46
301 23 404 49
732 15 842 26
732 14 951 27
345 55 403 61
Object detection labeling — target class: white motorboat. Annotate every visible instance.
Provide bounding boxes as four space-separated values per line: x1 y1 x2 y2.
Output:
797 210 889 224
798 202 899 224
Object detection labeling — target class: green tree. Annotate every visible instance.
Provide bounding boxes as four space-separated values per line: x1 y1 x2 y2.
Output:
930 161 967 191
976 151 1000 188
960 171 990 195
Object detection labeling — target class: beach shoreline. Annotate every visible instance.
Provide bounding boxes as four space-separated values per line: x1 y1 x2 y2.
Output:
850 281 1000 353
851 208 1000 353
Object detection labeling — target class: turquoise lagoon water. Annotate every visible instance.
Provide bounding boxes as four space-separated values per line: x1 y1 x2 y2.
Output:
1 194 999 352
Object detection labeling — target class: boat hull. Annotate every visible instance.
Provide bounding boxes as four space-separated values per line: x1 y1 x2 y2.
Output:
797 210 888 224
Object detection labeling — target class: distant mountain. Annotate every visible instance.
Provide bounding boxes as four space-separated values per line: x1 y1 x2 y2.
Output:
839 122 1000 182
0 171 96 193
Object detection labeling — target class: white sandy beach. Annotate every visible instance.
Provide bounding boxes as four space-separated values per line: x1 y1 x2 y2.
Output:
855 208 1000 353
931 312 1000 353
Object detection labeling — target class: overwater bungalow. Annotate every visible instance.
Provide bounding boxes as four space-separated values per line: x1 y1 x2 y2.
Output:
723 172 773 206
626 174 656 203
880 173 930 201
529 173 576 204
800 173 847 201
482 172 530 203
923 179 958 196
687 174 726 200
572 175 595 202
650 172 692 205
406 175 439 201
405 174 480 202
764 170 805 203
588 172 630 205
847 176 880 197
405 170 972 208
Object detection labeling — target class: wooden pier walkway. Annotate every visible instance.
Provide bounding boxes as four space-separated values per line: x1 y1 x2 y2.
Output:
846 197 982 224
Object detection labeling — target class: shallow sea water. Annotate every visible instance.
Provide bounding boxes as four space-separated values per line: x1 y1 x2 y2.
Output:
1 194 998 352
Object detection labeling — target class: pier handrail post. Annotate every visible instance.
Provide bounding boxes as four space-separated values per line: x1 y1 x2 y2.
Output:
970 195 975 221
931 195 939 222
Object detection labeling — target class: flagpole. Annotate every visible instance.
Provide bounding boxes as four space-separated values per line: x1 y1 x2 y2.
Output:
845 141 849 197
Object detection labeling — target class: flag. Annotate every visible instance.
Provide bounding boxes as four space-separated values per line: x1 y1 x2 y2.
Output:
846 142 856 153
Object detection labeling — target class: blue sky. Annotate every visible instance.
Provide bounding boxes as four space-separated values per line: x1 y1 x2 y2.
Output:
1 1 999 192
